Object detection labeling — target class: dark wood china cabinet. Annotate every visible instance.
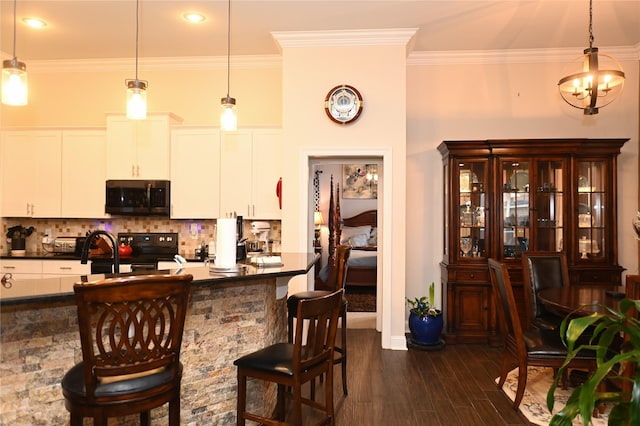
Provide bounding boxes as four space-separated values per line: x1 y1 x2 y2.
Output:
438 138 628 345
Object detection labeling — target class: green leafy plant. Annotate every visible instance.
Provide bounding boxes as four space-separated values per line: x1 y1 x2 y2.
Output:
547 298 640 426
407 281 441 317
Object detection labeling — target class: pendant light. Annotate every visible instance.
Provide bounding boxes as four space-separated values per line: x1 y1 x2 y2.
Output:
2 0 28 106
220 0 237 131
557 0 624 115
125 0 147 120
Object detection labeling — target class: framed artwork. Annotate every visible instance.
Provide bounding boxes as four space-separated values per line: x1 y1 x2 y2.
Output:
342 164 378 199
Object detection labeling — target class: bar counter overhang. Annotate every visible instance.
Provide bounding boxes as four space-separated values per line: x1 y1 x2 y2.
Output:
0 253 317 425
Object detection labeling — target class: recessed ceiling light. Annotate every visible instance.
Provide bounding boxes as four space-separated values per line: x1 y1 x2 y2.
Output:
22 17 47 28
183 12 206 23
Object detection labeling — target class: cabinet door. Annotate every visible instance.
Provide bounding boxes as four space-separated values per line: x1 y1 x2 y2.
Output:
1 259 43 280
500 160 531 259
1 132 32 216
575 160 609 263
220 130 252 216
251 130 282 219
135 114 172 179
1 131 61 217
455 160 488 260
106 115 138 178
170 128 221 219
61 130 107 218
451 284 490 341
531 159 566 252
106 114 174 179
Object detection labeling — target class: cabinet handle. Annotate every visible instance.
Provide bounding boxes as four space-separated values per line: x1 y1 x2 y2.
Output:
3 266 16 269
247 205 250 217
26 203 30 215
252 205 255 217
136 165 140 176
60 267 72 270
132 164 135 177
469 273 475 278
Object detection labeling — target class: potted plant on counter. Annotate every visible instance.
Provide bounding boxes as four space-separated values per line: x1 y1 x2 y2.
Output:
406 282 444 349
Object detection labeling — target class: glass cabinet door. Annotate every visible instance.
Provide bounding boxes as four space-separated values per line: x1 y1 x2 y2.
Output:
457 161 487 260
576 160 607 261
532 160 565 252
501 161 530 259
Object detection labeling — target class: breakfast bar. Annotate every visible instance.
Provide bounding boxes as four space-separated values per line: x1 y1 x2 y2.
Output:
0 253 317 425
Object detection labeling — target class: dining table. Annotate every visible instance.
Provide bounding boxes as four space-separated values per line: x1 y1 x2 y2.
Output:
537 285 625 318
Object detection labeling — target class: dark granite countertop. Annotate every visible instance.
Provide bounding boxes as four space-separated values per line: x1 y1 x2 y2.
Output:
0 252 317 305
0 252 208 263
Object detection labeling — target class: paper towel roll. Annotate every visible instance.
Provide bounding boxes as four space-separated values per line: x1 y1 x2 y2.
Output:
215 218 237 268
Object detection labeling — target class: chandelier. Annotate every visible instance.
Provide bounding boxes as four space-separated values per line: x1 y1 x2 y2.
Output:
557 0 624 115
125 0 147 120
220 0 237 131
2 0 28 106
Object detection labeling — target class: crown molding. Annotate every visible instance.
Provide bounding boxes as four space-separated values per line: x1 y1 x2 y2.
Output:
408 44 640 66
271 29 418 49
5 55 281 73
3 42 638 72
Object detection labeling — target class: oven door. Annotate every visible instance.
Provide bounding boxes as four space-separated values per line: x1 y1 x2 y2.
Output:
130 261 158 272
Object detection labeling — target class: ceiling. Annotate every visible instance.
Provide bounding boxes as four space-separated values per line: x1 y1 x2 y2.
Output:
1 1 639 61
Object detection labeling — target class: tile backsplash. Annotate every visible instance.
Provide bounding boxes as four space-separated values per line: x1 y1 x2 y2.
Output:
1 217 281 258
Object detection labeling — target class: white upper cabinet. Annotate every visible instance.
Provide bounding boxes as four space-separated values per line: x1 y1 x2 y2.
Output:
220 129 282 219
1 130 62 217
170 128 221 219
61 129 108 218
106 113 182 179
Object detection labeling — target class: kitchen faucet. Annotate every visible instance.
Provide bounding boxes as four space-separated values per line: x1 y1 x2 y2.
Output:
80 230 120 274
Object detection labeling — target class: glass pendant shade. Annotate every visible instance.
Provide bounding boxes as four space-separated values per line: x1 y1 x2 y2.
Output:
126 80 147 120
220 96 237 131
558 47 625 115
2 59 28 106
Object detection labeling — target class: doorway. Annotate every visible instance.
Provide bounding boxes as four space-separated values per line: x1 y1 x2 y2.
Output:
309 157 382 330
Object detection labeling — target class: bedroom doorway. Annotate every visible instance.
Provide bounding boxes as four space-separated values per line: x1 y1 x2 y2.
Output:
309 157 383 330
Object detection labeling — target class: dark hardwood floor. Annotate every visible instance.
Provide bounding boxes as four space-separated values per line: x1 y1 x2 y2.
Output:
329 329 530 425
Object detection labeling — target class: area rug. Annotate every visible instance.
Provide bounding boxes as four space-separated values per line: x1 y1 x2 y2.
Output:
496 366 609 426
345 286 376 312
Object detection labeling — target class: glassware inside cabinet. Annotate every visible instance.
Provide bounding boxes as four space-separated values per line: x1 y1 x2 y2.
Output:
577 161 606 260
534 160 564 252
502 161 530 258
458 161 486 259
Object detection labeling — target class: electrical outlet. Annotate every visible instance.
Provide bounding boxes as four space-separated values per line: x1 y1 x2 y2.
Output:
190 223 199 239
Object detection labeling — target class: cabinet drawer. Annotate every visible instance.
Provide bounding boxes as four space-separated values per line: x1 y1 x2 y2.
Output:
453 269 488 282
574 270 621 286
42 260 90 276
0 259 43 274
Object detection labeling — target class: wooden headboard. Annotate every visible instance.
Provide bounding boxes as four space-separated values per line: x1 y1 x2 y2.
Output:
342 210 377 228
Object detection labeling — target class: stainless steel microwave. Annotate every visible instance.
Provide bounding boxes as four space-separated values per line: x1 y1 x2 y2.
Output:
105 180 170 216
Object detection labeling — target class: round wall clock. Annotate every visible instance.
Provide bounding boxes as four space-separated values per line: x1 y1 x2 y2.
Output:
324 85 363 124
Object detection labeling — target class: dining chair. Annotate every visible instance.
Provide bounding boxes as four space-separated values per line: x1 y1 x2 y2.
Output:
234 289 344 426
521 252 570 331
287 245 351 395
61 273 193 426
488 258 595 409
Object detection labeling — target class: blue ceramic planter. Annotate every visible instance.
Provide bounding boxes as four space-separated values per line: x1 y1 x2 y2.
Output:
408 310 443 345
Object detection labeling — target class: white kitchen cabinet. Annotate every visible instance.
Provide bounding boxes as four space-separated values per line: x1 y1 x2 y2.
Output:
0 259 43 281
170 128 221 219
1 130 62 217
61 129 108 218
220 129 282 219
106 113 182 179
41 259 91 277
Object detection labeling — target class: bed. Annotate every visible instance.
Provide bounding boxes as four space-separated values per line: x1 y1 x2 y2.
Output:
316 175 378 290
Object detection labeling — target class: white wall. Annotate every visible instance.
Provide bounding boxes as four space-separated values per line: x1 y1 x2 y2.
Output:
276 33 413 349
405 57 640 318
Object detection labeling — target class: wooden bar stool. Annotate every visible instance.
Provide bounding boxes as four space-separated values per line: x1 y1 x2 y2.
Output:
61 273 193 426
234 289 343 426
287 245 351 395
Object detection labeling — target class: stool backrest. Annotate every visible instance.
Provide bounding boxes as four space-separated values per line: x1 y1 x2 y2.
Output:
73 274 192 399
293 289 343 373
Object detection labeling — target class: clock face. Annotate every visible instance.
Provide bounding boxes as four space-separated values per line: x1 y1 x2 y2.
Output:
324 85 363 124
